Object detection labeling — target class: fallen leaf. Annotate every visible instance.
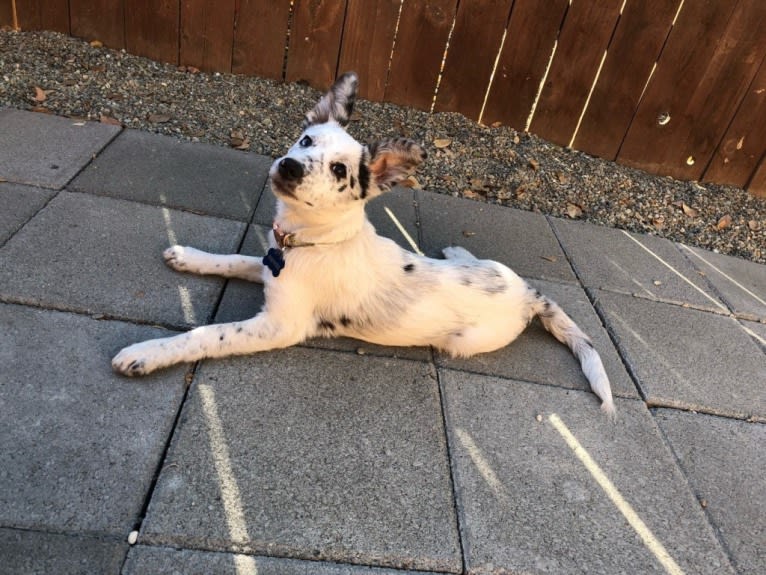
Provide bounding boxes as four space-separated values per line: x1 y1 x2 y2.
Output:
557 172 570 185
33 86 47 102
540 255 558 263
566 202 583 219
748 220 761 231
89 39 103 48
715 214 732 230
186 65 201 74
528 158 539 171
400 175 421 189
470 178 486 190
674 201 699 218
652 216 665 229
462 230 476 237
433 138 452 149
148 113 171 124
462 189 482 200
99 114 121 126
513 134 520 145
491 121 502 128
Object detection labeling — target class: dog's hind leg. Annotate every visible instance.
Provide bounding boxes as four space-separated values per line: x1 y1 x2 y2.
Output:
442 246 478 260
163 246 264 282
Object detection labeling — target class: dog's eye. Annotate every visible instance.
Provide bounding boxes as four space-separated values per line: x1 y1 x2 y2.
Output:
299 135 313 147
331 163 347 179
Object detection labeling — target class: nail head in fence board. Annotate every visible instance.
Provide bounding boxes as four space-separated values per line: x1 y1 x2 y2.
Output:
481 0 568 130
529 0 623 147
338 0 400 101
14 0 69 33
434 0 514 120
573 0 679 160
286 0 346 90
125 0 179 65
618 0 766 182
385 0 457 111
232 0 291 79
180 0 236 73
70 0 124 48
704 54 766 189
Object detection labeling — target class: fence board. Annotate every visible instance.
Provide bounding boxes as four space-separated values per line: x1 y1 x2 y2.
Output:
70 0 124 48
573 0 679 160
0 1 12 27
232 0 290 79
180 0 235 72
704 53 766 188
124 0 179 65
337 0 400 101
385 0 457 111
16 0 69 33
748 154 766 197
285 0 346 89
434 0 513 120
481 0 568 129
529 0 622 147
618 0 766 181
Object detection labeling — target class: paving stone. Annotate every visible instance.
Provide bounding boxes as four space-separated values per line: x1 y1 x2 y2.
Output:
141 347 461 573
440 371 735 574
0 191 245 327
417 191 576 282
70 129 271 220
0 528 127 575
124 545 453 575
550 217 728 312
0 303 186 535
0 182 56 244
654 409 766 574
742 319 766 350
596 291 766 420
0 108 120 189
680 244 766 321
437 279 637 401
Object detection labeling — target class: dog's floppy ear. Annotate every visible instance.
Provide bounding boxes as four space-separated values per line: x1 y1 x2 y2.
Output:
303 72 358 128
365 138 427 196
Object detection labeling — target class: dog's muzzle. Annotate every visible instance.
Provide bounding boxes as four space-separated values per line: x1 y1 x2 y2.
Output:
278 157 304 181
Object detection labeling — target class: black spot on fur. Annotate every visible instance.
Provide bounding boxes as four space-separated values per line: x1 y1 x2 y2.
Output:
338 184 347 193
461 276 473 287
340 315 352 327
219 334 225 341
403 263 415 273
358 163 370 199
318 319 335 331
350 175 356 189
236 326 244 333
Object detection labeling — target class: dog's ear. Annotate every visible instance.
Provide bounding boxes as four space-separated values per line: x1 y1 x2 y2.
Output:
303 72 358 128
365 138 427 196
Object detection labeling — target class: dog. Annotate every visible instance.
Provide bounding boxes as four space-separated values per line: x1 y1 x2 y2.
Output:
112 72 615 416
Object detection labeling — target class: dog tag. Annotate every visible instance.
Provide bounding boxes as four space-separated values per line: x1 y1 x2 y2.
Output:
263 248 286 277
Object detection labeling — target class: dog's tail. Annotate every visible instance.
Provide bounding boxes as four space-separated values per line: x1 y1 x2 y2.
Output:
534 292 616 418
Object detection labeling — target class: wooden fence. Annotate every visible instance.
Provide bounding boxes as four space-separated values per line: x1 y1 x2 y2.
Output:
3 0 766 196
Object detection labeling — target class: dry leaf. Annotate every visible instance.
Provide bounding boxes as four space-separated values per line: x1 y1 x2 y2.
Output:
99 114 121 126
540 255 558 263
512 134 520 145
89 39 103 48
652 216 665 229
748 220 761 231
148 113 171 124
433 138 452 149
470 178 486 190
715 214 732 230
462 189 482 200
462 230 476 237
400 175 421 189
528 158 539 171
674 201 699 218
491 121 502 128
33 86 47 102
557 172 570 185
566 202 583 219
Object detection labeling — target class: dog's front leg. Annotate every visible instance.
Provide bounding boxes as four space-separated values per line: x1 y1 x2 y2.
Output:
164 246 264 282
112 313 300 376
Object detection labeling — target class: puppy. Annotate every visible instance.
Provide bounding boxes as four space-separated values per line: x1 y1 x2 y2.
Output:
112 72 615 416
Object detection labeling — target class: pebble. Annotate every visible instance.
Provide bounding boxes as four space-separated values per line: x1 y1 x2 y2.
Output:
1 30 763 263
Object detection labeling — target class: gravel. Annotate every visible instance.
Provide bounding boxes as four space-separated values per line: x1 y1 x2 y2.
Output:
1 30 764 263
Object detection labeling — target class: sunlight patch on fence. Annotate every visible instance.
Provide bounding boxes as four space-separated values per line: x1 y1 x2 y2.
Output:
548 414 686 575
525 39 559 132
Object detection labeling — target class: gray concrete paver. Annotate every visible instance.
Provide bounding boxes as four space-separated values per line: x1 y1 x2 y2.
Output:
0 182 56 245
654 409 766 574
417 191 577 282
0 191 244 327
124 545 454 575
440 370 735 574
596 290 766 420
0 528 127 575
551 216 728 312
0 108 120 189
681 244 766 321
0 303 186 535
70 129 272 221
437 278 638 400
140 347 461 573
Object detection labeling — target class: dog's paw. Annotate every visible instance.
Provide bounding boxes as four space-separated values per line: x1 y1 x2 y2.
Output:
112 342 163 376
442 246 477 260
163 245 191 271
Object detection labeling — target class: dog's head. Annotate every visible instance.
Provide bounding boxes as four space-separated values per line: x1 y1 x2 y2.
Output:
270 72 426 212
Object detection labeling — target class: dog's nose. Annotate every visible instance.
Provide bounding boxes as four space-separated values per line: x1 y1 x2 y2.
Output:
278 158 304 181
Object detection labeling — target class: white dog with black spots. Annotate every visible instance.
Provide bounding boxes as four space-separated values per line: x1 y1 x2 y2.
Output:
112 72 615 417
